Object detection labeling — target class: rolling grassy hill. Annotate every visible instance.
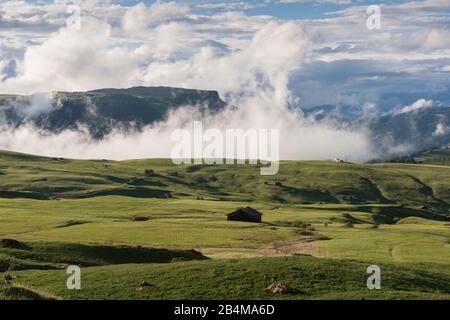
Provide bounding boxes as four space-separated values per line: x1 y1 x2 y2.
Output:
413 147 450 166
3 255 449 300
385 147 450 166
0 150 449 216
0 150 449 300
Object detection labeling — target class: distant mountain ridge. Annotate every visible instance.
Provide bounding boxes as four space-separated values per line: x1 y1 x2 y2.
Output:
0 86 226 138
369 106 450 154
303 104 450 156
1 86 450 159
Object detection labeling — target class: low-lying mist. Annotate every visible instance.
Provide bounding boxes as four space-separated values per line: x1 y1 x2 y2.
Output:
0 99 376 162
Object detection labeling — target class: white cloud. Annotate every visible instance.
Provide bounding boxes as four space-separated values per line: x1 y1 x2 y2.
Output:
280 0 352 4
194 1 267 12
400 99 434 114
433 122 449 137
122 1 190 32
0 11 378 161
0 0 448 161
139 20 311 108
0 17 145 93
13 92 55 119
0 105 375 162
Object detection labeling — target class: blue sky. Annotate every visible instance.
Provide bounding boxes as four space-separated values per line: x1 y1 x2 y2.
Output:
114 0 413 19
31 0 413 19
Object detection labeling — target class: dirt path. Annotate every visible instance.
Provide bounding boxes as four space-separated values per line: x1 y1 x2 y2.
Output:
260 239 320 257
199 239 320 259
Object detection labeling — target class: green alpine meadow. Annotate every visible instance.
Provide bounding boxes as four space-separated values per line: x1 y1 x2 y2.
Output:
1 0 450 307
0 149 449 300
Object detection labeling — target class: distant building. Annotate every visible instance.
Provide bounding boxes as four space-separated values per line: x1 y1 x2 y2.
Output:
144 169 154 176
334 158 345 163
227 207 262 223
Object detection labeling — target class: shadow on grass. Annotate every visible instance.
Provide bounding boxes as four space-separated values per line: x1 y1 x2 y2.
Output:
63 187 170 199
0 242 209 269
63 244 209 265
279 185 339 204
0 286 55 300
0 190 50 200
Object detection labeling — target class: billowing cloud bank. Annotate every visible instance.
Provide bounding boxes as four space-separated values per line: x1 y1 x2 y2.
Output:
0 107 373 161
6 0 447 161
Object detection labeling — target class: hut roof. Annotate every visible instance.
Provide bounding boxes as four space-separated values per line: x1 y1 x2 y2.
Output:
227 206 262 218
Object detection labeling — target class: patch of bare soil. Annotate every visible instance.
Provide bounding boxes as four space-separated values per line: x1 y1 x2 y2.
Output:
260 239 320 257
199 239 320 259
265 282 291 294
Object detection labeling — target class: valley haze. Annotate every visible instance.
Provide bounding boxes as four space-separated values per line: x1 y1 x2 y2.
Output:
0 86 449 162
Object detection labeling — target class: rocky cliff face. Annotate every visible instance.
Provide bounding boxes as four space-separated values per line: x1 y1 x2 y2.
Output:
0 86 226 138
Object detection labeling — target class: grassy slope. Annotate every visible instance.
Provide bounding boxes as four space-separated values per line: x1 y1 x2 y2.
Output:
0 197 448 263
413 147 450 166
4 255 450 300
0 150 449 214
0 150 449 300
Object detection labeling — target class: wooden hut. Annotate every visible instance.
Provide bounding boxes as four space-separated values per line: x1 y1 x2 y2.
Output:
227 207 262 223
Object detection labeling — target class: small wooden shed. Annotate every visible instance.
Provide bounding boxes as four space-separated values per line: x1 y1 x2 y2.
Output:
227 207 262 223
